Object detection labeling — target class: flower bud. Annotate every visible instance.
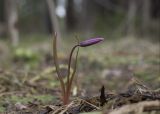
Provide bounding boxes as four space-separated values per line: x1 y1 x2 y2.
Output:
79 38 104 47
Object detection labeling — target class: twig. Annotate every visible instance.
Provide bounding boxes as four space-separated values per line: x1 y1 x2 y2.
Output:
106 100 160 114
79 98 101 110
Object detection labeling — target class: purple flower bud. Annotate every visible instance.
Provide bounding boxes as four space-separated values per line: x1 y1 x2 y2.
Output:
79 38 104 47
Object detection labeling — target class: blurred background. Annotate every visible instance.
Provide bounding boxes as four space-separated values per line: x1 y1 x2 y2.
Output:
0 0 160 46
0 0 160 103
0 1 160 111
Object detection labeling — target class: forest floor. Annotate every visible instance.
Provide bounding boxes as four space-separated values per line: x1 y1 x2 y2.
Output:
0 36 159 114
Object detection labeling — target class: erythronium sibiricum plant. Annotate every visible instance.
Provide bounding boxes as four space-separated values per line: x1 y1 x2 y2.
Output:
53 33 104 105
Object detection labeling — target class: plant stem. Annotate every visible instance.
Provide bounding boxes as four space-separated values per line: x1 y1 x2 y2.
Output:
53 33 66 103
67 47 79 99
66 45 79 103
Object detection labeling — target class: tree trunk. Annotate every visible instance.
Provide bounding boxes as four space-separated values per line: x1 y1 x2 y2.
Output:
46 0 62 43
126 0 137 36
66 0 77 32
5 0 19 47
81 0 96 37
0 23 6 36
141 0 151 36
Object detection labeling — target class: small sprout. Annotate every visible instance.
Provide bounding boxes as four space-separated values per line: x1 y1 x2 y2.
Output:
53 33 104 105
